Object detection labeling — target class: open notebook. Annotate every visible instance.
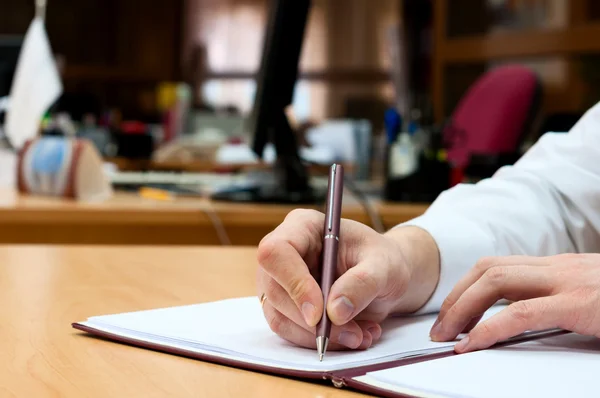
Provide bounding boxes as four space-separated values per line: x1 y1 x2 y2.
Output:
72 297 566 396
353 332 600 398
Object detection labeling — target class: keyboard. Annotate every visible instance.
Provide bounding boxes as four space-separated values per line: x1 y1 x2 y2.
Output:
110 171 243 186
108 171 258 195
108 170 331 197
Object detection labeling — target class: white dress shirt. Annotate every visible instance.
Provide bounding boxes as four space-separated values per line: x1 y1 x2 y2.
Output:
404 101 600 314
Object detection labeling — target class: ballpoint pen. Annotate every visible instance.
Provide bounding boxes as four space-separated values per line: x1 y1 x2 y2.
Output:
316 163 344 361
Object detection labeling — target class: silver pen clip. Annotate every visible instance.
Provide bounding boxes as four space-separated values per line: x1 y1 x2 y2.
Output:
327 164 336 232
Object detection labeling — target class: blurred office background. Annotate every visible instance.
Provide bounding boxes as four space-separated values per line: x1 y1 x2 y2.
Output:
2 0 600 211
2 0 406 124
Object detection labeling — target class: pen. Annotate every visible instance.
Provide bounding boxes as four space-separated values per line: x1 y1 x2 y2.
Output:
316 163 344 361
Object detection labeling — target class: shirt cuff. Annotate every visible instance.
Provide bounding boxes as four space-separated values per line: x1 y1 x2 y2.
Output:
398 213 498 314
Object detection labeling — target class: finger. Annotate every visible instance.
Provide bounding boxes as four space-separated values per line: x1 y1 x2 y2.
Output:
454 297 565 353
461 316 482 334
434 256 553 328
259 269 370 344
278 209 326 271
259 269 311 327
358 330 373 350
327 259 392 325
356 320 382 343
258 231 323 327
263 300 368 350
259 265 382 350
432 265 554 341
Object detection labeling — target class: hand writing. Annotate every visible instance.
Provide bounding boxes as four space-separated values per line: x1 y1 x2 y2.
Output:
256 209 439 351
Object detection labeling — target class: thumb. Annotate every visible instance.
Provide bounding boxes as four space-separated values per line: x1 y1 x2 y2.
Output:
326 260 389 325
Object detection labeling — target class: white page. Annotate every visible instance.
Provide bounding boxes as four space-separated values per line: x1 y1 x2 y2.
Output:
356 333 600 398
81 297 505 372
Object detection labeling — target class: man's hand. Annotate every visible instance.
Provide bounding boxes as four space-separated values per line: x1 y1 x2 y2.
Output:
256 209 440 351
430 253 600 353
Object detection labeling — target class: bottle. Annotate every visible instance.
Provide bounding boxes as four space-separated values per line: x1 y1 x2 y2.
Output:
389 129 418 180
384 109 421 202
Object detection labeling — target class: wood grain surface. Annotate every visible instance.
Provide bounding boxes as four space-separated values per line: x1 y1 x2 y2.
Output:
0 245 365 397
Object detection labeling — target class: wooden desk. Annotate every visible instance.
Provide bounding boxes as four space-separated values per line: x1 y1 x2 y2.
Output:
0 189 428 245
2 245 363 397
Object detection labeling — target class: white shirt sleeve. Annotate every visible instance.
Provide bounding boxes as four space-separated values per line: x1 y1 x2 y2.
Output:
402 101 600 314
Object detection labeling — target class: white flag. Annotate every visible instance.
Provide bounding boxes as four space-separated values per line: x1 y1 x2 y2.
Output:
5 17 62 149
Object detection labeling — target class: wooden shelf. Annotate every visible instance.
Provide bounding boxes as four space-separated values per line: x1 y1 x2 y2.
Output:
204 68 391 83
64 66 392 85
431 0 600 123
442 24 600 63
63 65 165 83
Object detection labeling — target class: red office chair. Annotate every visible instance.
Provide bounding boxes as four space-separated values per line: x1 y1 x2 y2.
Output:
443 65 542 182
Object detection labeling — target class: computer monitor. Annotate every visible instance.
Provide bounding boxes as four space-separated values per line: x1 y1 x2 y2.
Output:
211 0 326 204
0 36 22 98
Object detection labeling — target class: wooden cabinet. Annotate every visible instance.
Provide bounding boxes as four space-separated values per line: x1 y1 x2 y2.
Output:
0 0 184 119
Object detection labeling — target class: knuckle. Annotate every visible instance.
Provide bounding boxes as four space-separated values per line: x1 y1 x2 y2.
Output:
288 277 309 303
509 301 534 324
562 307 582 331
573 286 597 301
257 235 282 270
474 257 498 273
474 320 494 339
554 253 593 271
351 269 380 293
258 230 273 248
440 296 456 313
445 303 461 322
286 209 323 243
266 310 286 335
563 255 585 269
265 278 285 307
483 267 508 287
563 289 598 331
555 253 581 262
285 208 321 223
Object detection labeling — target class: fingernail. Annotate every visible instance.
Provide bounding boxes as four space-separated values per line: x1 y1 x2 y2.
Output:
331 296 355 323
339 331 361 348
367 326 382 341
301 302 317 325
455 336 470 352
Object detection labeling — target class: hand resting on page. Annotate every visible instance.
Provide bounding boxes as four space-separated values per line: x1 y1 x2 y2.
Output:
430 253 600 353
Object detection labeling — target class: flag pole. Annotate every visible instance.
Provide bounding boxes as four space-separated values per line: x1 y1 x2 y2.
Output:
35 0 47 22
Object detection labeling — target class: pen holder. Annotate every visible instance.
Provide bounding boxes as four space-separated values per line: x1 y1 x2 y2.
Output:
16 136 113 201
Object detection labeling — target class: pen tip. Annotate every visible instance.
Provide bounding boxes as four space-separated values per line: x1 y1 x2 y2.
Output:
319 353 323 362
